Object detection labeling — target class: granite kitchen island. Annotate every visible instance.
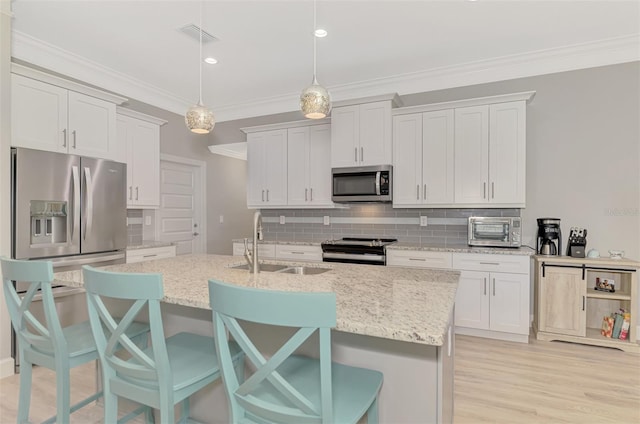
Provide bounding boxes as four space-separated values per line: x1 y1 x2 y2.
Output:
54 254 460 423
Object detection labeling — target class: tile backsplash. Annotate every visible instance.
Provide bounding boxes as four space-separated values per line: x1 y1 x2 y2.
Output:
260 205 520 246
126 209 143 245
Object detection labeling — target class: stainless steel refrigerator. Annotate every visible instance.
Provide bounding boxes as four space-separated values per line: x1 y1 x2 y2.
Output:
10 147 127 372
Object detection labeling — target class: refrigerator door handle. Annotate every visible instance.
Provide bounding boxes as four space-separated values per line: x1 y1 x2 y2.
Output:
83 167 94 241
71 166 80 240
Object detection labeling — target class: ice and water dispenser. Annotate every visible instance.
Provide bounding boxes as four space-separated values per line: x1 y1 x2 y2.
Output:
30 200 68 246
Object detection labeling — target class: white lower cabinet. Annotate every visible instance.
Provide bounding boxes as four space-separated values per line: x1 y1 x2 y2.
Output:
386 249 452 269
232 242 322 263
126 245 176 264
232 242 277 260
452 253 530 342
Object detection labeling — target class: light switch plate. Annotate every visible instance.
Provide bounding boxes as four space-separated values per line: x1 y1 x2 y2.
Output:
145 216 151 226
420 216 428 227
280 215 286 224
323 216 330 225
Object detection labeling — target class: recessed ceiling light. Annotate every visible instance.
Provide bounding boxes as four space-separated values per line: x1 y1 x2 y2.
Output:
204 57 218 65
314 29 327 38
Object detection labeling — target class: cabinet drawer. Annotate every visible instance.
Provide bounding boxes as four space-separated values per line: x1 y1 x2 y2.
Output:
452 253 529 274
126 245 176 263
275 245 322 262
387 250 453 269
232 242 276 259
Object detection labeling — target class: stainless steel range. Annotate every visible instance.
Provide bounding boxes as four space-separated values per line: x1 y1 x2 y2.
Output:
321 237 398 265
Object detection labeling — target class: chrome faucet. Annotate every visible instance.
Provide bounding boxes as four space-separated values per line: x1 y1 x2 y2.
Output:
244 211 263 273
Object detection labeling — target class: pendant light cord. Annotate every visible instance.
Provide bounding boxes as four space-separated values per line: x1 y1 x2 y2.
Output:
198 0 203 105
313 0 317 80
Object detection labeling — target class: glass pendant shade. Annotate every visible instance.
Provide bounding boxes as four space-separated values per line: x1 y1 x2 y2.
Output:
185 102 215 134
300 77 331 119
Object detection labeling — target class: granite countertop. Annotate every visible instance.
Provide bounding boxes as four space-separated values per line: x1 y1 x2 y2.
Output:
387 243 536 256
127 240 175 250
54 254 459 346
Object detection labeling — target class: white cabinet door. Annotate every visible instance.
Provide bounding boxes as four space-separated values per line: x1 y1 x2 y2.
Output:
287 127 309 205
489 101 526 205
490 272 530 335
392 113 422 206
307 124 332 206
331 105 360 167
118 115 160 208
68 91 116 160
422 110 454 204
454 105 489 204
359 101 392 166
247 130 287 207
11 74 68 153
455 270 490 330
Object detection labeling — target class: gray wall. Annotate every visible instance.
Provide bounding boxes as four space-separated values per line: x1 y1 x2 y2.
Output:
121 99 254 254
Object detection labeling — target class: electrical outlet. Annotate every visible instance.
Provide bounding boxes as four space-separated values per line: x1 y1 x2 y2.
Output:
420 216 428 227
280 215 286 224
323 216 330 226
145 216 151 226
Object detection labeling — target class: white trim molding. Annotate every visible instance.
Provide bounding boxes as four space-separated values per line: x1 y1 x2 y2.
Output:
116 106 167 126
12 31 640 123
0 357 15 379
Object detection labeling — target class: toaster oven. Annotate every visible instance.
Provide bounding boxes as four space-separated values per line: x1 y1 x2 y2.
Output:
468 216 522 247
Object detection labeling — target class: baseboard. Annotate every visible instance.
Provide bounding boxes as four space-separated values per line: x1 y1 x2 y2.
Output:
455 326 529 343
0 357 15 379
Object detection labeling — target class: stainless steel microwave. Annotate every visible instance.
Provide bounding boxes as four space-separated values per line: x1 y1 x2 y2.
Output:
331 165 392 203
468 216 522 247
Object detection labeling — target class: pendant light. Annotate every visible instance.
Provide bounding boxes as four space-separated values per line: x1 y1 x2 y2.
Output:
300 0 331 119
185 1 215 134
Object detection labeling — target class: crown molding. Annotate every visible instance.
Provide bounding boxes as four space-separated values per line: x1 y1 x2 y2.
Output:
207 143 247 160
241 118 331 134
393 91 536 115
12 31 639 123
116 106 168 126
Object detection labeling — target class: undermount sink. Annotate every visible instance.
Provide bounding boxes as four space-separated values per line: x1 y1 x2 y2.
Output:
229 263 289 272
229 263 331 275
276 266 331 275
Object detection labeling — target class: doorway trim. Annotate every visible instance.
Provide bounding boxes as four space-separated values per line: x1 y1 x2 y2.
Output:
157 153 207 254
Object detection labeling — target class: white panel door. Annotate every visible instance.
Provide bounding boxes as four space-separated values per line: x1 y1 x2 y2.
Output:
454 105 489 204
489 272 530 335
246 132 267 207
68 91 116 160
331 105 359 167
158 160 204 255
11 74 68 153
422 109 454 204
455 270 490 330
129 120 160 207
392 113 422 206
359 101 392 166
308 124 332 206
287 126 309 206
263 129 288 205
489 101 526 205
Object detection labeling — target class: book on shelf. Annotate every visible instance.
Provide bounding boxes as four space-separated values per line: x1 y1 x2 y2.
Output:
612 313 624 338
619 313 631 340
601 316 614 337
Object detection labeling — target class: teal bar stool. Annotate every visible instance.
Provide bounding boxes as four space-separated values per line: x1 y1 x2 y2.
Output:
83 265 244 424
1 257 150 424
208 279 384 424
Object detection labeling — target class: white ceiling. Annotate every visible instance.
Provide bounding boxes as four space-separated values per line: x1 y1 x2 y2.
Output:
10 0 640 122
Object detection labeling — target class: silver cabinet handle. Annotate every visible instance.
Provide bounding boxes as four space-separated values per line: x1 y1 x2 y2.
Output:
83 167 93 241
354 147 358 163
424 184 427 200
266 189 269 202
193 232 199 236
305 188 308 201
310 188 313 201
409 257 426 261
483 278 487 295
493 278 496 296
480 262 500 266
492 182 495 199
483 182 486 199
582 296 586 311
361 147 364 162
262 189 265 202
129 186 133 200
135 186 139 200
62 129 67 148
291 251 305 255
72 130 77 149
143 254 158 258
416 185 420 200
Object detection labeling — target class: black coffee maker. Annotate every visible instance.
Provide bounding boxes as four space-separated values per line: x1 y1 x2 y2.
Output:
537 218 562 256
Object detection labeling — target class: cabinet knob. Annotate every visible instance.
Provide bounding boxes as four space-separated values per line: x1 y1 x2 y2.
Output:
193 232 199 236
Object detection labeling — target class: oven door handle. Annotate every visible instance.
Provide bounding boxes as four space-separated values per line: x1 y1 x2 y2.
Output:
375 171 381 195
322 252 385 263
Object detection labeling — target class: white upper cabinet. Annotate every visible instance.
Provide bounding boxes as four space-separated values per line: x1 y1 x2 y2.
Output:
246 129 288 208
393 110 454 207
287 124 332 207
454 101 527 207
116 109 166 209
11 69 125 160
331 97 397 167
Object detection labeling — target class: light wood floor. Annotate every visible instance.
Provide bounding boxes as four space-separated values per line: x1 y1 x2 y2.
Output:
1 335 639 423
